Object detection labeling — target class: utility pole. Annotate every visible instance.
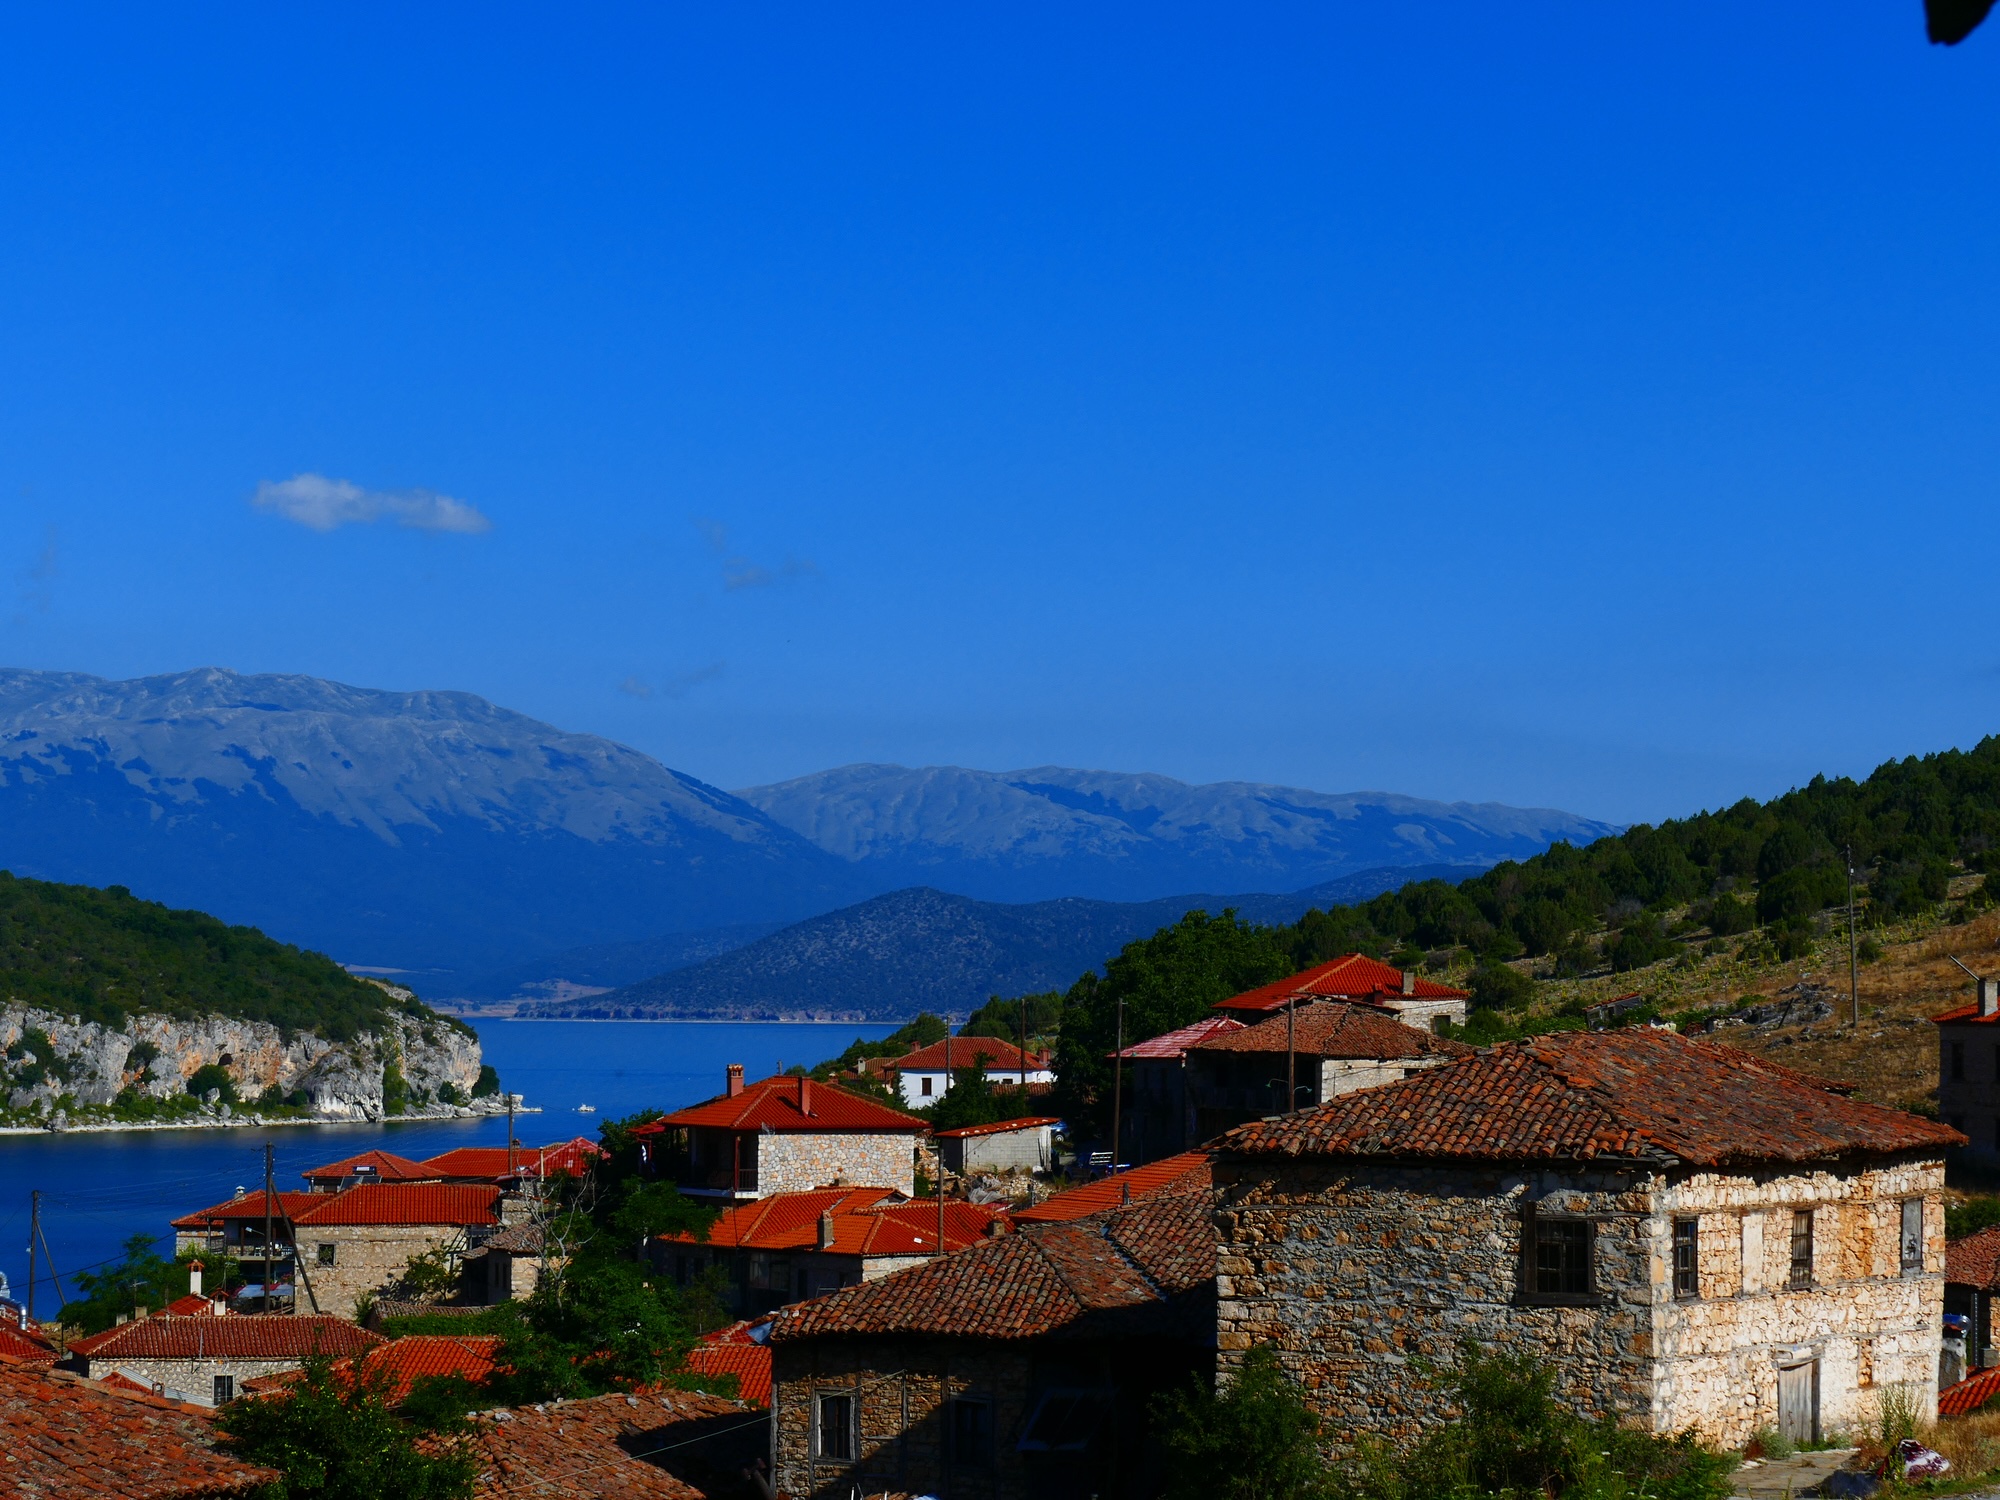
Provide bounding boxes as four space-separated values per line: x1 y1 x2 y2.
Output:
262 1141 275 1315
1020 994 1030 1082
1111 993 1125 1171
26 1190 37 1325
507 1093 518 1177
1847 844 1860 1030
1286 997 1297 1112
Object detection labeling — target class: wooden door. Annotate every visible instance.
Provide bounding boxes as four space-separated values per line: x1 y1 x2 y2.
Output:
1778 1361 1818 1448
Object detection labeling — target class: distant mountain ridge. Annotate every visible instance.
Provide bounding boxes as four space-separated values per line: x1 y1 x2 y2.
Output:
514 864 1479 1021
737 763 1616 905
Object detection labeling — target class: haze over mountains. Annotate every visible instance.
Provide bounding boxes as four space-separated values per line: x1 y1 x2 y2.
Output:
0 668 1618 983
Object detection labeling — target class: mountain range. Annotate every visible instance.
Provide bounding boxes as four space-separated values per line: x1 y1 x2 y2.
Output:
512 865 1476 1021
0 667 1617 980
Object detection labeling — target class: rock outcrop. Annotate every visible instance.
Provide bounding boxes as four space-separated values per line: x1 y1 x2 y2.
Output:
0 1004 485 1122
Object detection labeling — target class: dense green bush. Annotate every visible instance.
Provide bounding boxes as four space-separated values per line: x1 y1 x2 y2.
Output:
1152 1345 1332 1500
185 1063 237 1103
471 1064 500 1098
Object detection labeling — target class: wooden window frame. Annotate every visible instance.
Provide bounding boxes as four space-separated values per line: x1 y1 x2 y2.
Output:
815 1390 856 1463
212 1373 234 1405
1519 1206 1604 1307
1788 1209 1815 1290
949 1396 995 1468
1901 1199 1924 1273
1672 1217 1700 1300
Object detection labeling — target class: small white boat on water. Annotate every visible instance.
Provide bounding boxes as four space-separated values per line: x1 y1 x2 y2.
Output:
576 1104 596 1113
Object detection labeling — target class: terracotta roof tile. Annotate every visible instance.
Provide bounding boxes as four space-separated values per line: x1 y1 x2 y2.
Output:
242 1335 502 1404
71 1314 383 1363
1191 1000 1474 1060
418 1140 605 1182
0 1320 58 1366
770 1188 1214 1343
1941 1363 2000 1417
292 1183 501 1228
1950 1228 2000 1290
300 1149 442 1185
684 1323 772 1406
461 1387 754 1498
170 1191 320 1231
933 1116 1060 1140
159 1296 217 1318
1215 954 1469 1013
890 1039 1049 1073
651 1074 928 1134
1218 1028 1964 1168
0 1364 276 1498
655 1188 999 1257
1011 1151 1211 1224
1114 1015 1246 1059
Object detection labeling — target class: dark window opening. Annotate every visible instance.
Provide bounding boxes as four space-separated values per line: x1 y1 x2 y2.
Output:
1672 1218 1699 1299
1901 1199 1924 1271
1534 1218 1593 1296
1018 1389 1111 1453
950 1397 994 1467
816 1392 855 1461
212 1374 234 1405
1789 1209 1814 1289
921 1076 933 1097
316 1243 335 1267
1953 1042 1966 1081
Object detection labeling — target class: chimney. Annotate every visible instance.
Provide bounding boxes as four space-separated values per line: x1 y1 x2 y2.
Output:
1982 978 2000 1019
725 1064 745 1098
1401 969 1416 998
818 1210 835 1250
187 1261 203 1297
799 1076 813 1116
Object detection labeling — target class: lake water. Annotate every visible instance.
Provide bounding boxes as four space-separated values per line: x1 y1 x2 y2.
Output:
0 1019 897 1312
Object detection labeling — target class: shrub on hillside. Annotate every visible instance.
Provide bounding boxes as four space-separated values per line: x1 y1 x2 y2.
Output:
185 1063 237 1104
1151 1345 1333 1500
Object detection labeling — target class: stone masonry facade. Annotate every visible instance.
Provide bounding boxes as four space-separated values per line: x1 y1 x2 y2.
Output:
1213 1154 1944 1452
772 1334 1033 1500
300 1223 470 1319
759 1132 916 1197
83 1354 308 1407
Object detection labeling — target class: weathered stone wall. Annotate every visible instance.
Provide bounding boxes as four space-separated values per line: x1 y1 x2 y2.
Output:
1937 1021 1995 1163
945 1128 1051 1175
297 1223 468 1319
85 1354 307 1407
0 1004 482 1120
771 1335 1034 1500
758 1132 915 1197
1212 1153 1944 1451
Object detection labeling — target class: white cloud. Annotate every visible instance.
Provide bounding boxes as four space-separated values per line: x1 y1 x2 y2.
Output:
253 473 492 535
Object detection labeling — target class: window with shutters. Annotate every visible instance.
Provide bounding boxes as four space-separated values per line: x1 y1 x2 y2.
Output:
1789 1209 1814 1289
1901 1199 1924 1272
816 1392 855 1461
949 1398 994 1467
1672 1218 1699 1299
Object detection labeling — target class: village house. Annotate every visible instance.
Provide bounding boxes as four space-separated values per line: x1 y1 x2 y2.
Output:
458 1386 762 1499
1947 1225 2000 1372
1934 973 2000 1162
243 1333 502 1404
418 1137 606 1187
0 1363 277 1498
1209 1027 1963 1452
300 1148 443 1192
766 1184 1214 1500
1010 1149 1211 1225
1181 1000 1473 1142
935 1117 1060 1176
651 1186 1002 1316
1108 1016 1245 1166
1213 952 1470 1031
459 1220 559 1304
66 1313 381 1407
633 1066 929 1201
887 1037 1053 1108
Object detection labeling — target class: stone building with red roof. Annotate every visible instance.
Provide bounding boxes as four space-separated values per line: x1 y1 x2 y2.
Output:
1935 974 2000 1163
1010 1149 1211 1226
242 1333 502 1405
934 1116 1059 1176
1946 1224 2000 1372
1213 952 1469 1030
634 1066 928 1201
765 1188 1215 1500
1211 1026 1964 1452
651 1186 1003 1316
300 1148 443 1192
1107 1015 1244 1166
887 1036 1053 1108
68 1312 382 1407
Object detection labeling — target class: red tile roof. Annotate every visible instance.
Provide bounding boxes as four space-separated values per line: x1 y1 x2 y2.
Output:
160 1296 217 1318
1219 1028 1966 1168
933 1116 1061 1140
300 1149 441 1185
1950 1228 2000 1290
242 1335 502 1405
1010 1150 1212 1223
683 1322 772 1407
460 1387 753 1498
1935 1002 2000 1027
418 1139 606 1183
1114 1015 1246 1059
1214 954 1468 1014
770 1187 1214 1342
651 1073 928 1134
655 1187 1001 1257
0 1320 58 1366
890 1039 1049 1073
71 1314 384 1363
1941 1363 2000 1417
170 1191 320 1231
94 1370 157 1395
0 1364 277 1498
1190 1001 1474 1061
292 1183 501 1228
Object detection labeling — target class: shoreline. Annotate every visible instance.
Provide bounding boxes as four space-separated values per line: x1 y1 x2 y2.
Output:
446 1015 903 1025
0 1104 544 1138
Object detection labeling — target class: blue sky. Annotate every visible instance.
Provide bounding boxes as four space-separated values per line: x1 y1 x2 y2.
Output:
2 3 1998 825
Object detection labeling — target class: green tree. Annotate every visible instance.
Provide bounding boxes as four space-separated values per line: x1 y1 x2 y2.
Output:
219 1357 476 1500
185 1062 237 1103
924 1062 1037 1131
1151 1345 1331 1500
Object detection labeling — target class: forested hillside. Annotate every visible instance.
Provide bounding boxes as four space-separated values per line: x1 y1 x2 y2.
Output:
1048 739 2000 1137
0 871 457 1040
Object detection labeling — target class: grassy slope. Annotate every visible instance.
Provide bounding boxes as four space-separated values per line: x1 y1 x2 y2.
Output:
0 870 462 1041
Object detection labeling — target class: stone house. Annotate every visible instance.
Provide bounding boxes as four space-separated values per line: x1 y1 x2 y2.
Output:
936 1117 1059 1176
888 1038 1054 1109
300 1148 442 1192
651 1186 1002 1317
1934 975 2000 1162
1182 1000 1472 1143
1110 1016 1245 1166
766 1184 1215 1500
1213 952 1469 1032
417 1137 606 1187
633 1067 928 1202
460 1221 558 1304
66 1313 381 1407
287 1183 505 1318
170 1188 320 1259
1946 1226 2000 1373
1010 1150 1211 1225
1210 1027 1963 1452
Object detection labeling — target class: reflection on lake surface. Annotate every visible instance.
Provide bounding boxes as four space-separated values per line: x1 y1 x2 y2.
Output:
0 1019 896 1307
